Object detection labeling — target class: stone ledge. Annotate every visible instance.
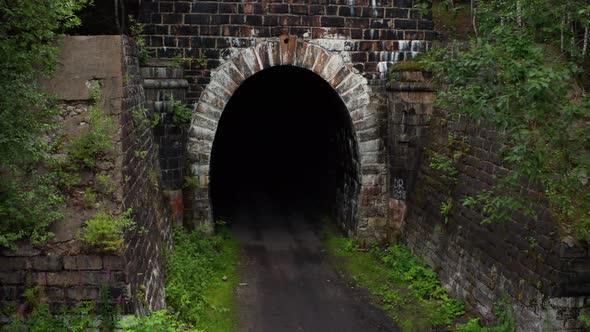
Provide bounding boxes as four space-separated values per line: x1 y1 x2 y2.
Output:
142 78 189 89
387 81 436 92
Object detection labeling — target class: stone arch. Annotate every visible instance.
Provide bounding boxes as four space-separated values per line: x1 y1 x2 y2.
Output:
187 35 381 236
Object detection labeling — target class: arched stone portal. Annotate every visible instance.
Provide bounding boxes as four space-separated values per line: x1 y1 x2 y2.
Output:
187 35 388 237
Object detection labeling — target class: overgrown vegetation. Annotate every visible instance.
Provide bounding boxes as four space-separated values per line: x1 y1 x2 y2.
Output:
419 0 590 242
323 224 464 330
3 227 239 331
0 0 89 249
163 225 239 331
579 314 590 330
128 16 149 65
1 286 104 331
66 85 114 168
80 209 135 253
455 301 516 332
167 98 192 125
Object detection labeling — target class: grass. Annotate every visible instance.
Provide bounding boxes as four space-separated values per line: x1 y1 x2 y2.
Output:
162 225 239 332
2 226 239 332
322 223 464 331
197 228 239 332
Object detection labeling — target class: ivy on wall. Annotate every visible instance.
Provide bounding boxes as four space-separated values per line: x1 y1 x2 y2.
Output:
421 0 590 242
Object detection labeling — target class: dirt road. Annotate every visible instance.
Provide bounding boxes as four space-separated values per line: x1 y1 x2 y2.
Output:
231 212 399 332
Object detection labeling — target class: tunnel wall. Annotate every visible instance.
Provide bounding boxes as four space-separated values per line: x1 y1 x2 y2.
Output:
388 72 590 331
187 36 390 238
0 36 171 315
138 0 435 104
138 0 436 226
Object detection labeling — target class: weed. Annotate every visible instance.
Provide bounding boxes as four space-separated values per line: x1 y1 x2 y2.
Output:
134 150 148 159
129 16 149 65
3 287 95 331
455 301 516 331
97 174 116 196
167 98 192 125
579 314 590 330
82 187 97 208
67 85 114 169
122 310 195 332
80 209 135 253
131 107 159 130
323 224 464 330
183 175 200 189
440 197 453 224
98 284 120 331
165 226 239 331
0 177 63 250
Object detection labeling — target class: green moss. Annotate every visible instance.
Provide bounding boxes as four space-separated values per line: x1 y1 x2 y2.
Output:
390 60 427 72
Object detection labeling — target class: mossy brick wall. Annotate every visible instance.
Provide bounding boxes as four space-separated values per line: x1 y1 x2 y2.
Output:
0 36 171 315
138 0 435 103
387 74 590 331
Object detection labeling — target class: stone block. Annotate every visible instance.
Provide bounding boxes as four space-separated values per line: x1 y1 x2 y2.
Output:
0 272 24 285
66 287 100 301
0 257 29 271
63 256 103 270
31 256 63 271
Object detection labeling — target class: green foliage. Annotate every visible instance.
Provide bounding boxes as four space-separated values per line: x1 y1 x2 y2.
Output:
579 314 590 330
67 86 114 168
122 310 199 332
422 0 590 241
2 287 95 332
80 209 135 253
83 188 97 208
168 99 192 125
183 176 200 190
323 225 464 330
0 0 88 249
0 0 89 169
0 177 63 250
440 197 453 224
377 245 465 327
165 227 239 331
128 16 149 65
96 174 116 196
98 285 120 331
455 301 516 332
131 107 159 130
134 150 148 159
429 151 459 183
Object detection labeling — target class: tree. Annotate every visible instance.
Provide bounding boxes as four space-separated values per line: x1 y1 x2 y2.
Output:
422 0 590 241
0 0 89 249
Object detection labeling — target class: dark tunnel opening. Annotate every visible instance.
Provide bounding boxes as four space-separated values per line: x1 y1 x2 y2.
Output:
210 66 359 228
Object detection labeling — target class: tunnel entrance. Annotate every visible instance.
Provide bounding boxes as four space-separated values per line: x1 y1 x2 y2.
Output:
209 66 359 227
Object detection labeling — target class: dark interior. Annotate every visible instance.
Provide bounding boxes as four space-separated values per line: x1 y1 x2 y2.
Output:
68 0 141 35
209 66 359 225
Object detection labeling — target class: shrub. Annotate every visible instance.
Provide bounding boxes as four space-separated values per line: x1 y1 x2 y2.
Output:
67 86 114 168
80 209 135 253
168 99 192 125
0 178 63 250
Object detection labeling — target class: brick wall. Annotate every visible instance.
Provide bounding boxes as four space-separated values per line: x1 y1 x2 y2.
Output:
387 72 590 331
138 0 435 103
121 36 172 314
